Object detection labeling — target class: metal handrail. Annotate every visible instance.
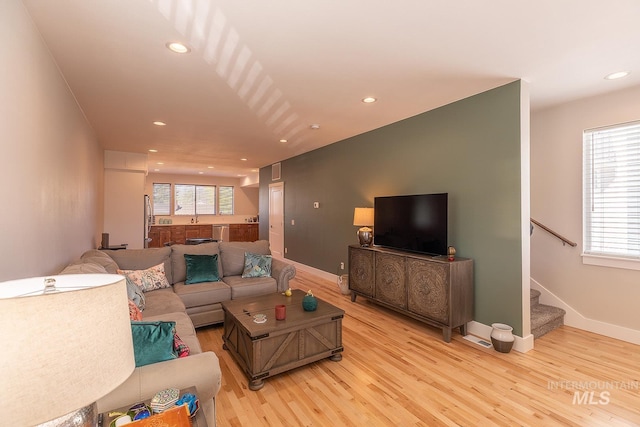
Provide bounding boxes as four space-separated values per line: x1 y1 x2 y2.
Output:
530 218 577 247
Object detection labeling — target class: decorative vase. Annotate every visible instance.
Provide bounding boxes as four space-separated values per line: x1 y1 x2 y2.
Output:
490 323 514 353
302 290 318 311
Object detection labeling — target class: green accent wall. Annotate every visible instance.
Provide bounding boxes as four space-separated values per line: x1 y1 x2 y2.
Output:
260 81 524 335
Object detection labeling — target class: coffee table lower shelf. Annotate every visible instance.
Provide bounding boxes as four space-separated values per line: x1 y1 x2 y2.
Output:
222 291 344 391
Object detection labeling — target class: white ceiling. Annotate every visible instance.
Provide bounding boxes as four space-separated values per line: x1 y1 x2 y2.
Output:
23 0 640 178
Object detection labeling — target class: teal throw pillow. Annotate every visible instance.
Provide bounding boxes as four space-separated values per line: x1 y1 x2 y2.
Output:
184 254 220 284
242 252 272 278
130 321 177 367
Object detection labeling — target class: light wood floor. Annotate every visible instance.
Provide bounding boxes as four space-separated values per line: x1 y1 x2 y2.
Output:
197 270 640 426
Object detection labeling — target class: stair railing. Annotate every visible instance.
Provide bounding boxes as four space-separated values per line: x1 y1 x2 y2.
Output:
530 218 577 247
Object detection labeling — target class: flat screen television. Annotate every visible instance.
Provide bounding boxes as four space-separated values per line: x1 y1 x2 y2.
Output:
374 193 448 256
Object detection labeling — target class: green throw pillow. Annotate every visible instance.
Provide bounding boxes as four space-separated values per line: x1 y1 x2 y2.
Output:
241 252 272 278
184 254 220 284
130 321 177 367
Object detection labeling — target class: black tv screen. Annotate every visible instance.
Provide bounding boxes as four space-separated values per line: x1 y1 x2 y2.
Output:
374 193 448 256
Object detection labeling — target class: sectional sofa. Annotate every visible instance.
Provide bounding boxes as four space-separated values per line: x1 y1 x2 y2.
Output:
59 240 296 426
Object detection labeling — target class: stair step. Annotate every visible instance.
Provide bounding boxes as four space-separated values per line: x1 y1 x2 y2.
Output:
530 289 541 306
531 303 566 339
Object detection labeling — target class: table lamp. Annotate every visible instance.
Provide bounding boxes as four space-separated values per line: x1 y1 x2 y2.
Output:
353 207 374 247
0 274 135 426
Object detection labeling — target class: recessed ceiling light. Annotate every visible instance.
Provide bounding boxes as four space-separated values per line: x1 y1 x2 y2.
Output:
251 169 258 172
240 158 248 161
207 166 214 169
148 149 158 153
310 124 320 130
280 139 288 143
198 171 204 175
362 97 377 103
166 42 190 54
156 162 164 165
153 121 166 126
605 71 630 80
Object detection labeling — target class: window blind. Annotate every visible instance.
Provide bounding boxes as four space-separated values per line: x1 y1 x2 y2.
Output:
196 185 216 215
175 184 215 215
219 186 234 215
152 183 171 215
583 120 640 259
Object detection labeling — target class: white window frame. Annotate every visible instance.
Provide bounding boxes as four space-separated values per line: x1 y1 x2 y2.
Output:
174 184 216 216
582 119 640 270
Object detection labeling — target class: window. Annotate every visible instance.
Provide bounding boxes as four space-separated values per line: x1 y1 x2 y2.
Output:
174 184 216 216
583 120 640 268
152 183 171 215
219 186 234 215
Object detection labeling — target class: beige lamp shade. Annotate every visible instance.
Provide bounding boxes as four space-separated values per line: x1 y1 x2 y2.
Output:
353 207 374 226
0 274 135 425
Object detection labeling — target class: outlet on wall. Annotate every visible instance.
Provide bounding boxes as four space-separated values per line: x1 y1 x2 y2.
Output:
340 262 345 270
285 248 288 254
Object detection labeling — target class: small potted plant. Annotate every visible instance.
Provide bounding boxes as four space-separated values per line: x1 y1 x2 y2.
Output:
302 290 318 311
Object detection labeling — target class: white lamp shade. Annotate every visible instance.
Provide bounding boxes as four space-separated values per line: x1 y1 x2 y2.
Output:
0 274 135 425
353 207 374 226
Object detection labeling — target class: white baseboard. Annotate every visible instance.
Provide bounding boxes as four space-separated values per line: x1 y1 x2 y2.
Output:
466 321 534 353
530 278 640 345
274 256 339 283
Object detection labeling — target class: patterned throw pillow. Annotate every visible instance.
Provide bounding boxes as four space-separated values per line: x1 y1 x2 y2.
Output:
174 334 190 358
241 252 272 278
128 299 143 321
118 263 171 292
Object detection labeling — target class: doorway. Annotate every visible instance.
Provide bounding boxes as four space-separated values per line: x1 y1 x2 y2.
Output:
269 182 284 258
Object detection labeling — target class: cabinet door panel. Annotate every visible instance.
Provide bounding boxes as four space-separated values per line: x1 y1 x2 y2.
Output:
170 226 186 244
375 253 406 309
349 247 375 297
406 258 449 323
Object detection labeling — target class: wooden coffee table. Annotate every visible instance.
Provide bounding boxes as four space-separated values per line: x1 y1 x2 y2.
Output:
221 290 344 390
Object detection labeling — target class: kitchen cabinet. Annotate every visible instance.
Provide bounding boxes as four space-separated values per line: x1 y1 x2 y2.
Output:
170 225 186 244
148 226 172 248
185 225 213 240
229 223 259 242
148 224 215 247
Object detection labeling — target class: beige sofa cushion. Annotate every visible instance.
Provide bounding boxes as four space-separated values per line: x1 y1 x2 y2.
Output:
105 247 173 284
142 288 186 318
222 275 277 299
81 249 120 273
59 261 109 275
170 242 223 283
174 280 231 308
219 240 271 277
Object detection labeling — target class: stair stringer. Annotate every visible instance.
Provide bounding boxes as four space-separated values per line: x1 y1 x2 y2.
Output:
530 277 640 345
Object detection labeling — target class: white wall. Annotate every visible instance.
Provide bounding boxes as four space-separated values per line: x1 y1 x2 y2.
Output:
531 84 640 335
0 0 102 280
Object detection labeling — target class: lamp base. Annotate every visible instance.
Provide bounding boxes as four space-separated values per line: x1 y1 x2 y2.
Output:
39 402 97 427
357 227 373 247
